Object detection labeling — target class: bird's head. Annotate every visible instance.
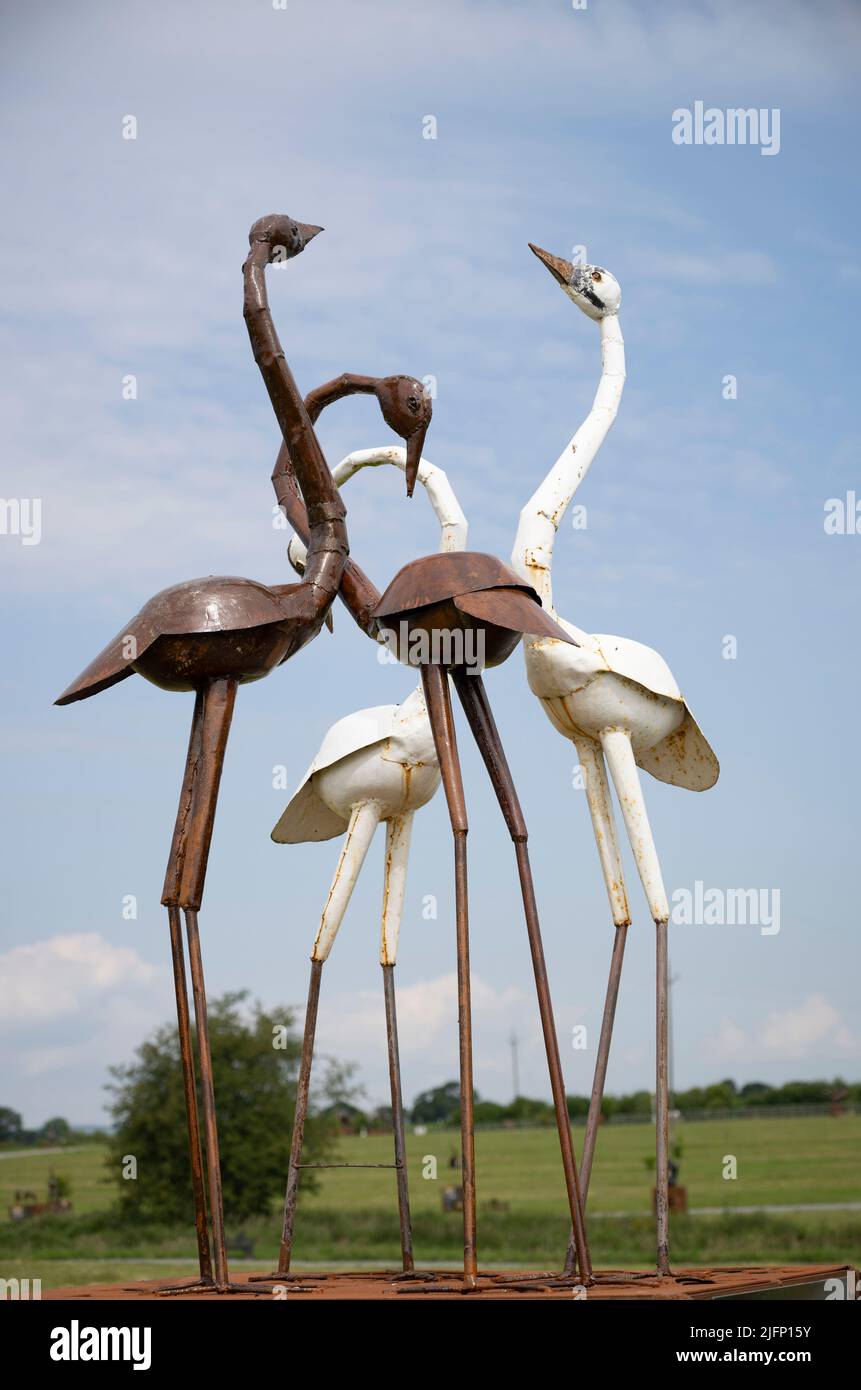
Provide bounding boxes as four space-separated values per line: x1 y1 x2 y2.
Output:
248 214 323 263
528 244 621 321
373 376 433 499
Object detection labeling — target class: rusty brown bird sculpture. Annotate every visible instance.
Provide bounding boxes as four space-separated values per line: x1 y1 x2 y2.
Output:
55 216 423 1295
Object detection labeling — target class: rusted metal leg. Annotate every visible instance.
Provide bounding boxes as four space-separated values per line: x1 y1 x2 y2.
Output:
452 670 592 1284
420 663 477 1291
563 737 632 1271
379 814 416 1274
167 906 213 1283
276 958 322 1276
383 964 414 1273
575 733 630 1205
583 924 628 1198
600 727 673 1277
161 691 212 1285
160 680 268 1296
182 906 228 1286
179 679 235 1292
656 915 670 1276
564 920 628 1274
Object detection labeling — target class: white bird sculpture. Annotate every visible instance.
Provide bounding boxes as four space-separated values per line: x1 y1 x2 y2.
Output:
271 445 466 1277
511 244 719 1276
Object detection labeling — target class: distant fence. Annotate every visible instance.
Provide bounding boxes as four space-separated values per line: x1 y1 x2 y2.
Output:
464 1103 859 1133
611 1103 859 1125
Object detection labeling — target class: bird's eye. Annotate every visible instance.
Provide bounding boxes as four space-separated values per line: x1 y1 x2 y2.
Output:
592 271 603 283
408 395 419 412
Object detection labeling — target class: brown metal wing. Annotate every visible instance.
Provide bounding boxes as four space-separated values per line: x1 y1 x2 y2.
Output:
454 588 577 644
374 552 538 619
55 653 136 704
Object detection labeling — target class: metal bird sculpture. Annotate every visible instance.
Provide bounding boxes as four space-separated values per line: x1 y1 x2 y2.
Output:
512 243 719 1276
271 444 465 1278
54 216 421 1295
271 375 593 1291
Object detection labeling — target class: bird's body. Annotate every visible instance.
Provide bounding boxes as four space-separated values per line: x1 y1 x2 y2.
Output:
275 685 440 844
374 550 571 669
522 624 717 790
56 575 317 702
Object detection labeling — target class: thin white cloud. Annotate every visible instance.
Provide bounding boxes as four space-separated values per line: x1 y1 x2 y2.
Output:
11 1 856 112
318 971 527 1059
0 933 161 1028
636 251 778 286
759 994 858 1059
0 935 170 1124
706 994 859 1065
314 971 552 1104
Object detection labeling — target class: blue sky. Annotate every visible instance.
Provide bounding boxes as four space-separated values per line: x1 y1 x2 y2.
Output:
1 0 859 1125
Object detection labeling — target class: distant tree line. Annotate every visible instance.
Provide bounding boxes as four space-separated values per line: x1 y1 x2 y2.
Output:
349 1076 860 1131
4 1076 858 1153
0 1110 80 1147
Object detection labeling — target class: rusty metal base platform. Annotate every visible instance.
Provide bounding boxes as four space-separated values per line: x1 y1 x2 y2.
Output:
41 1264 853 1301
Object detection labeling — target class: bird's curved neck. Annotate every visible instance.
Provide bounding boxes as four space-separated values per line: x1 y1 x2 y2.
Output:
332 448 468 554
305 374 379 423
272 443 382 637
243 244 348 617
511 313 625 615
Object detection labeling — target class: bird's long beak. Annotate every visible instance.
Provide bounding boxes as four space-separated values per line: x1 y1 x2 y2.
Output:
405 422 428 498
528 242 573 289
297 223 324 246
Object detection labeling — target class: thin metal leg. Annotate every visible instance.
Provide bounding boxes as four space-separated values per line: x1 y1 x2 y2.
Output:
167 904 212 1281
564 921 628 1274
584 924 628 1201
453 670 592 1283
184 906 228 1287
162 692 212 1284
421 663 477 1290
601 727 673 1277
575 734 630 1206
383 963 414 1272
656 916 670 1275
452 833 476 1285
159 680 269 1297
178 678 235 1290
276 958 323 1275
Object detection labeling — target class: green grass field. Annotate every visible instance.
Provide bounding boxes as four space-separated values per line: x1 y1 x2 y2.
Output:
2 1115 858 1288
301 1113 861 1215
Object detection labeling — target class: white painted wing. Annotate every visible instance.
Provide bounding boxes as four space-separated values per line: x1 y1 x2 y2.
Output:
272 704 400 844
592 634 682 701
593 635 718 790
638 706 719 791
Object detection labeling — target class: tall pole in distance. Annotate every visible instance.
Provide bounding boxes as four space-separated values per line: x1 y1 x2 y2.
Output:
510 1031 520 1102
